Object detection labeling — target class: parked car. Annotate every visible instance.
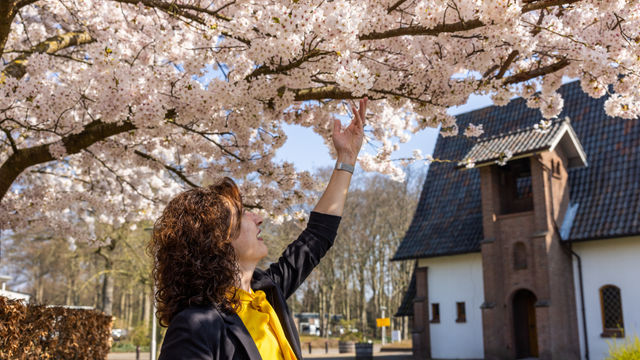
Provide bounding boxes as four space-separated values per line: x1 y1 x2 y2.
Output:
111 328 128 340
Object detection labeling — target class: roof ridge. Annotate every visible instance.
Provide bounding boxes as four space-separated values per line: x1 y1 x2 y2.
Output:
477 117 568 142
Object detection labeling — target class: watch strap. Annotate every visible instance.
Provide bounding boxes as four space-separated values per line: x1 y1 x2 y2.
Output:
335 162 355 174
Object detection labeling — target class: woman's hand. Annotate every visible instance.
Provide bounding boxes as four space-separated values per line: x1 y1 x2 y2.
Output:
333 97 367 165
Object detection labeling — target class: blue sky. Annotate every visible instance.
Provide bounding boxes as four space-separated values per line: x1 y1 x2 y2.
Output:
196 65 497 173
275 93 494 172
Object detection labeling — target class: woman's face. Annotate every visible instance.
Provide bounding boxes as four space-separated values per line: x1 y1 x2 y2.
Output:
231 210 267 265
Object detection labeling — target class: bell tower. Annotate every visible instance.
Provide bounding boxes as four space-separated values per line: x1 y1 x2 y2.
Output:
460 118 587 359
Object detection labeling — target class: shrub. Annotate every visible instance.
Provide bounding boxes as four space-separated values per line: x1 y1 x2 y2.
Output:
0 296 113 360
607 335 640 360
131 324 151 347
340 331 363 342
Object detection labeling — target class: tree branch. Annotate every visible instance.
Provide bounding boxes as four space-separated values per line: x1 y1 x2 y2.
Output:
0 1 17 57
521 0 581 13
109 1 250 45
503 58 569 84
1 127 18 153
133 150 199 188
0 120 135 201
495 50 519 79
15 0 39 8
111 0 232 22
2 31 94 79
292 85 356 101
246 49 333 80
359 19 484 40
85 148 156 202
387 0 409 13
360 0 583 41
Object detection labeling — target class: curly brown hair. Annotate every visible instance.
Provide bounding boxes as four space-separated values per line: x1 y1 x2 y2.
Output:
149 177 243 327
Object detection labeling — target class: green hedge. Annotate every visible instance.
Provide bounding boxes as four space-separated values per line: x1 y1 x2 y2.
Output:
0 296 113 360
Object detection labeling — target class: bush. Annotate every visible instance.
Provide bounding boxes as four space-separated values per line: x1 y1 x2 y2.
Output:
340 331 363 342
0 296 113 360
607 335 640 360
131 324 151 348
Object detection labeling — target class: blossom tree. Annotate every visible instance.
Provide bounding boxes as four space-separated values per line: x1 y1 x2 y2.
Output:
1 0 638 239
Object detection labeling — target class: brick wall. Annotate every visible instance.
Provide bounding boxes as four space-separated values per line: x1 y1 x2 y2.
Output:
479 152 580 360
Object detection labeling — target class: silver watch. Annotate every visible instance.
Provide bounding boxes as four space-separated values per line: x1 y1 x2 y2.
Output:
335 162 355 174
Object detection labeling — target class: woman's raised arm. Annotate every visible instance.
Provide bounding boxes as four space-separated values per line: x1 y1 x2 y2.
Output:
313 97 367 217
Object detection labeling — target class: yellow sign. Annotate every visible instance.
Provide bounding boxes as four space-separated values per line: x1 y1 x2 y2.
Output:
376 318 390 327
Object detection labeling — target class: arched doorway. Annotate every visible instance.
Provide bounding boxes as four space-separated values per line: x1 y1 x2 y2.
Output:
512 289 539 358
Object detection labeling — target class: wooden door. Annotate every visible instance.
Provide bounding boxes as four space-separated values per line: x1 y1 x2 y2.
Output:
513 289 539 358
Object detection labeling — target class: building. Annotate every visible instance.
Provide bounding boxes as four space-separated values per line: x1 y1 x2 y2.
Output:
0 275 30 302
393 81 640 360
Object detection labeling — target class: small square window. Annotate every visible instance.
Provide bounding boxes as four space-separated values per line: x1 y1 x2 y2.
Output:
456 302 466 323
430 303 440 323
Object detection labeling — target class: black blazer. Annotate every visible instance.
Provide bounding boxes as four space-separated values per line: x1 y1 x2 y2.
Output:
158 212 341 360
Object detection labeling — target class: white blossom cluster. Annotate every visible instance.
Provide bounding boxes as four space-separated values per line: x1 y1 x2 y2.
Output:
1 0 639 242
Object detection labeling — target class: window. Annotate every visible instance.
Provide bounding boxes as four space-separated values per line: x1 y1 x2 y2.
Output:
600 285 624 337
430 303 440 323
498 158 534 214
513 242 527 270
456 302 466 323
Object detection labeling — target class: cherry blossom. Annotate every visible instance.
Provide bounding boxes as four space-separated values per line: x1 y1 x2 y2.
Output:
464 124 484 138
495 150 514 166
1 0 639 241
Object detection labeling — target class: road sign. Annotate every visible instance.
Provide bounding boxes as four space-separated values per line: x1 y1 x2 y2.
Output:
376 317 390 327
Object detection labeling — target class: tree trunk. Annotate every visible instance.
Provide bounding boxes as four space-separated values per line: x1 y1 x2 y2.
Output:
126 292 133 329
345 283 351 322
143 288 152 329
35 277 44 304
371 264 378 339
328 284 336 339
0 1 16 57
119 291 126 321
65 277 73 305
102 266 114 316
318 284 326 337
358 268 367 335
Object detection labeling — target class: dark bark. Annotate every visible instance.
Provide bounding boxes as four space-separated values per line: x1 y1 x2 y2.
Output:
0 1 16 58
102 266 114 316
97 238 117 316
0 120 135 202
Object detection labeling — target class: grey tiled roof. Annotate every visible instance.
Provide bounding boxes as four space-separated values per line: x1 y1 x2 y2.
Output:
393 81 640 261
459 118 586 168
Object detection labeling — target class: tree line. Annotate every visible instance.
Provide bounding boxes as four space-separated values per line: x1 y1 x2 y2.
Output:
1 167 424 342
260 168 424 340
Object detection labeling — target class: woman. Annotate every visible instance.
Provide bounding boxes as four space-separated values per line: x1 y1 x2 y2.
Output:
150 98 368 360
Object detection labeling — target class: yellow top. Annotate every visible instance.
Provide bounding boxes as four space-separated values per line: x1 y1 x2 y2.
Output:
233 288 297 360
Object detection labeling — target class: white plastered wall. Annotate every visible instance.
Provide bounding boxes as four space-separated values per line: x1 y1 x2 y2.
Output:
572 236 640 360
418 252 484 359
